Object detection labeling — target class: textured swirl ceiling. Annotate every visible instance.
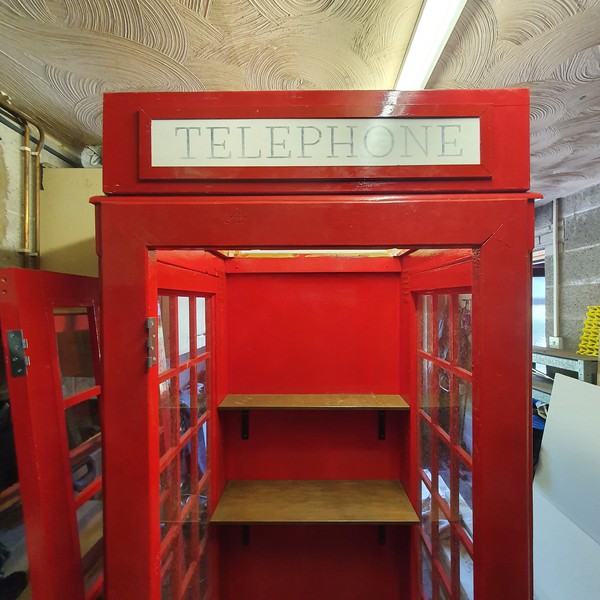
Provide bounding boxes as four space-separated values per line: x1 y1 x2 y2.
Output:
1 0 599 202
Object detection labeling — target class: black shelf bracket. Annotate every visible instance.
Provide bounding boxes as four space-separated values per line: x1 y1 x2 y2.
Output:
378 525 386 545
241 410 249 440
242 525 250 546
378 411 386 440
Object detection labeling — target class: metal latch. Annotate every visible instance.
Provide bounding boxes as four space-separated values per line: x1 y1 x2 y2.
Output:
7 330 29 377
146 317 157 369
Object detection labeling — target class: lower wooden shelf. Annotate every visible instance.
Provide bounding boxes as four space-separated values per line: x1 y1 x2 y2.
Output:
219 393 409 410
211 479 419 524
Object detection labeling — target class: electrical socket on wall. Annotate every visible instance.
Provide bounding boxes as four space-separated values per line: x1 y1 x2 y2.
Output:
548 336 564 349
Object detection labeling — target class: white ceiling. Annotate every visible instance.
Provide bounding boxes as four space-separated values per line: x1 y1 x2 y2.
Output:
1 0 599 203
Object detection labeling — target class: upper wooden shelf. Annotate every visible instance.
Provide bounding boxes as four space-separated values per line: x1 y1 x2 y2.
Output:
211 479 419 524
219 393 409 410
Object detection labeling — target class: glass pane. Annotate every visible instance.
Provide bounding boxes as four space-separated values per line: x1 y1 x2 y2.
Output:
438 508 452 580
458 379 473 455
421 479 432 542
199 552 209 598
161 554 175 600
158 296 173 373
77 490 103 593
196 298 207 352
54 308 96 396
159 378 179 457
178 296 191 362
160 461 179 540
419 359 433 416
458 294 472 370
439 582 451 600
459 461 473 542
198 423 208 480
196 361 208 420
437 367 451 434
179 369 193 433
199 484 209 542
420 419 431 475
65 397 101 450
420 541 433 600
183 513 199 572
437 439 451 509
436 294 451 361
459 539 474 599
418 295 433 353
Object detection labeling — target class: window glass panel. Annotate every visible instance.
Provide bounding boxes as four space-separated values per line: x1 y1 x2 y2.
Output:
159 377 179 457
420 540 433 600
158 296 173 373
437 439 451 510
459 461 473 542
437 367 451 434
182 513 199 575
419 359 433 416
196 298 207 352
178 296 191 362
436 294 451 361
420 419 431 476
458 380 473 455
421 479 432 543
65 397 101 451
161 554 175 600
418 295 433 353
160 461 178 540
198 423 208 480
199 484 209 542
77 490 103 593
439 582 451 600
196 361 208 421
179 369 193 434
54 308 96 396
458 294 472 370
438 510 452 580
459 539 474 600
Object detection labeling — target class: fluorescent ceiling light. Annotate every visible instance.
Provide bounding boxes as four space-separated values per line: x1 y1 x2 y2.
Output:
395 0 468 90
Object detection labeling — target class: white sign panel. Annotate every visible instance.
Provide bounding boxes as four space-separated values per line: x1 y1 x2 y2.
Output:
150 118 480 168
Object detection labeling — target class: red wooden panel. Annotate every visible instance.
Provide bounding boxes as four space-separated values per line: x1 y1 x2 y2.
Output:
226 272 402 394
0 269 99 600
218 525 410 600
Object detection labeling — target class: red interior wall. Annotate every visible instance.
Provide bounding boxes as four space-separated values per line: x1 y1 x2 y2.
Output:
219 270 410 600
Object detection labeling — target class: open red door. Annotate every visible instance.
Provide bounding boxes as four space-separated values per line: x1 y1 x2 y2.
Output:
0 268 102 600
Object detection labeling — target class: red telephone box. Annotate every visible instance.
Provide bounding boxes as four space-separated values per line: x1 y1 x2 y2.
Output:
95 89 535 600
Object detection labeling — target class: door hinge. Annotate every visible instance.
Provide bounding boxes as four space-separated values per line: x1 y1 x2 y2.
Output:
146 317 157 369
7 330 29 377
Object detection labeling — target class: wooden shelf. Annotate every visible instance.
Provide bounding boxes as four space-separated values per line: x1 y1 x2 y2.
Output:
219 393 409 410
211 480 419 524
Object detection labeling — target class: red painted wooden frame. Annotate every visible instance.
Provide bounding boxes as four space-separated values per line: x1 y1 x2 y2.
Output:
103 89 530 196
94 193 534 600
0 269 101 600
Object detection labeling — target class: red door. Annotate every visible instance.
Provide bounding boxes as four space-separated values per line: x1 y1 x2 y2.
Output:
0 268 102 600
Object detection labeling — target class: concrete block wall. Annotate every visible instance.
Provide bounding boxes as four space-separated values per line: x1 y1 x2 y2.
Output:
535 183 600 351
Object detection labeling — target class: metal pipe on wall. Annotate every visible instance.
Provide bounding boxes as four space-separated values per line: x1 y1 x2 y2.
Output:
0 92 46 269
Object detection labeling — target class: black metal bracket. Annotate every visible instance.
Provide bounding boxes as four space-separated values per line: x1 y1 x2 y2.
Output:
7 330 29 377
378 525 386 545
241 410 249 440
242 525 250 546
378 411 386 440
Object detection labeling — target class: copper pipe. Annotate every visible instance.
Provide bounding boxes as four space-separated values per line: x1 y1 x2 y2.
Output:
0 92 46 268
